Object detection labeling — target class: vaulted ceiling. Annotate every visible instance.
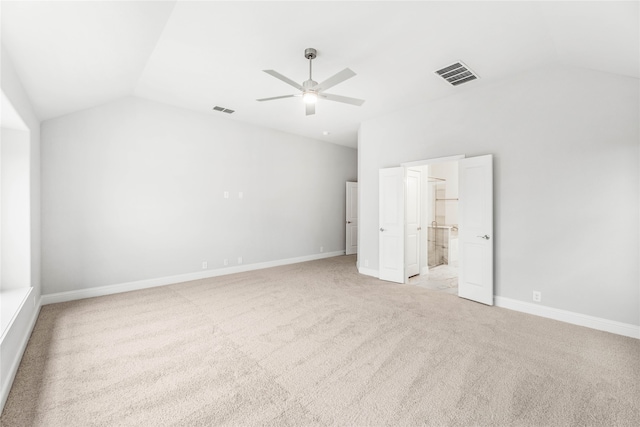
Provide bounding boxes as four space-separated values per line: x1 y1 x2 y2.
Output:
2 1 638 148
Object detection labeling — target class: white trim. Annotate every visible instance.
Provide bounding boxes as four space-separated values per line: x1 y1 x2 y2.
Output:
495 296 640 339
358 267 379 278
41 251 345 305
0 288 32 342
1 294 41 412
401 155 465 168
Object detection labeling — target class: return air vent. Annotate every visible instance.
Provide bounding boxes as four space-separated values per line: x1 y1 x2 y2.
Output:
212 106 235 114
434 62 478 86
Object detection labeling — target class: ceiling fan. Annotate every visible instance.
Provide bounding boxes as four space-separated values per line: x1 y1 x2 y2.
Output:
257 48 365 116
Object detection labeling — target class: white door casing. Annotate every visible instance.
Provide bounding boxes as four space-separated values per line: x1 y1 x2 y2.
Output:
458 155 494 305
346 182 358 255
405 168 421 279
379 167 404 283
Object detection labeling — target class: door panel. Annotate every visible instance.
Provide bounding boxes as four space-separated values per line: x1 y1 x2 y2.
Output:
379 168 404 283
405 169 421 278
346 182 358 255
458 155 494 305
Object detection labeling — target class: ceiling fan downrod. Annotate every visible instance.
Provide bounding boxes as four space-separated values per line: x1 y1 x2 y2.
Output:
305 48 317 81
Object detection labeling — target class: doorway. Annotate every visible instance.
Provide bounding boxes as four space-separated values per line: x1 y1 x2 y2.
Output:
378 154 494 306
409 161 459 295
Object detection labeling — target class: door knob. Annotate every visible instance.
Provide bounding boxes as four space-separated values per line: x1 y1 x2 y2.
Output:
380 228 385 232
477 235 490 240
417 227 422 231
347 221 351 224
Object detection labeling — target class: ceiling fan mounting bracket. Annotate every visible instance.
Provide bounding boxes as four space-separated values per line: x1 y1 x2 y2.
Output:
304 48 317 60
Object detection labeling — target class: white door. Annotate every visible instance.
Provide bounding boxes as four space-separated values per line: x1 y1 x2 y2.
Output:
345 182 358 255
379 167 404 283
405 168 421 278
458 155 494 305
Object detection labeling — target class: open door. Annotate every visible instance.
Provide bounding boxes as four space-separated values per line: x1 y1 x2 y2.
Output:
345 182 358 255
458 155 494 305
379 167 404 283
405 168 421 279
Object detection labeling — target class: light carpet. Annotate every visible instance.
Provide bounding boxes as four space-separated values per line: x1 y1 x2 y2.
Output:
2 255 639 426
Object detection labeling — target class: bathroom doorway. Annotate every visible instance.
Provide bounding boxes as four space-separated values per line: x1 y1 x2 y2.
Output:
380 154 493 305
408 161 460 294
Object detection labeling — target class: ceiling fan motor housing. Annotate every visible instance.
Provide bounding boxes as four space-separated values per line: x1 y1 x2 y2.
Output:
303 79 318 89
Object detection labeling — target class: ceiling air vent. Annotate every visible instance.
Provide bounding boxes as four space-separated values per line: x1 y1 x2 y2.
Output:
213 106 235 114
434 62 478 86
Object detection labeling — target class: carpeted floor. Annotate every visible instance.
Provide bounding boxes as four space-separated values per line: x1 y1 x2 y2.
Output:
2 255 639 426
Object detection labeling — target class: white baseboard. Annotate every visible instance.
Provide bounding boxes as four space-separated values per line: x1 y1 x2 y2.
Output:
358 267 379 278
495 296 639 339
41 251 345 305
1 292 41 412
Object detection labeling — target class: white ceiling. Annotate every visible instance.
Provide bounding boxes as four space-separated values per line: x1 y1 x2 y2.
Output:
1 1 638 148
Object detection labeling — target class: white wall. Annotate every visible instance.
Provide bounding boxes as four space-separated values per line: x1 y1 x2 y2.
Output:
1 128 31 289
358 64 639 326
41 97 357 295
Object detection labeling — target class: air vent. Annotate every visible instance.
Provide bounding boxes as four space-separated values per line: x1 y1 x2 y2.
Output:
212 106 235 114
435 62 478 86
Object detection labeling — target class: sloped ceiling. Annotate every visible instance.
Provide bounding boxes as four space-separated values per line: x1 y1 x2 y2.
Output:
1 1 638 148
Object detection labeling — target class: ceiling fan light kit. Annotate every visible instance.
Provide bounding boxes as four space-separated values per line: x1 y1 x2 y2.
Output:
257 47 364 116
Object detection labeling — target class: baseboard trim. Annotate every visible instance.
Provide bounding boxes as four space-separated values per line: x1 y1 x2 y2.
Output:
41 251 345 305
495 296 640 339
1 293 41 412
358 267 379 278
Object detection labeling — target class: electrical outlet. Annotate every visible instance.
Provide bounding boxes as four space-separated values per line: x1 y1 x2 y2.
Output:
223 259 228 266
224 191 229 199
365 259 369 267
238 192 243 199
202 261 208 269
238 257 243 264
320 246 323 253
533 291 542 303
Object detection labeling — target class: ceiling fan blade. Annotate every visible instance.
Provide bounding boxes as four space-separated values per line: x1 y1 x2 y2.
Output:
263 70 304 91
320 93 365 106
256 94 297 102
305 103 315 116
312 68 356 92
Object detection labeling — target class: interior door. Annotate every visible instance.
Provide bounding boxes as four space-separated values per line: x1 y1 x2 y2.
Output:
458 155 494 305
379 167 404 283
405 168 421 278
345 182 358 255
